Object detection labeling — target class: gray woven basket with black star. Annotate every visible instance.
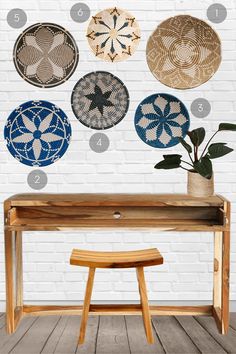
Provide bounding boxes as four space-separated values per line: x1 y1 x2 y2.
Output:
71 71 129 130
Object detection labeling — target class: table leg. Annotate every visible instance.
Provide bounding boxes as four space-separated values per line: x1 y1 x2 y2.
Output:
222 229 230 334
15 231 23 328
213 231 222 308
4 230 15 334
15 231 23 308
4 230 24 334
213 230 230 334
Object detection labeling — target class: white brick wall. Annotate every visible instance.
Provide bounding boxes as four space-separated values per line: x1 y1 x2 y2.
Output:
0 0 236 310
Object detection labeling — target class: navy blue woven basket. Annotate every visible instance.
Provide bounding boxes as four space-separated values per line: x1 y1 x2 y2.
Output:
135 93 190 148
4 100 71 166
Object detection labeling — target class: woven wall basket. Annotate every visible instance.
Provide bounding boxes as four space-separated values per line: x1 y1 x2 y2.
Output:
13 23 79 88
4 101 71 167
135 93 190 148
146 15 221 89
87 7 141 62
71 71 130 130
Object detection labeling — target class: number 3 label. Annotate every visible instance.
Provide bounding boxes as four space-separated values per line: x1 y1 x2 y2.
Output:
198 104 203 112
190 98 211 119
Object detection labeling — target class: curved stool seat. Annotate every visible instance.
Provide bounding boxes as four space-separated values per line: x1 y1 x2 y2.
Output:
70 248 164 345
70 248 163 269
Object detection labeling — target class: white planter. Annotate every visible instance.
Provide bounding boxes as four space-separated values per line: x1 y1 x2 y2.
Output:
187 171 214 197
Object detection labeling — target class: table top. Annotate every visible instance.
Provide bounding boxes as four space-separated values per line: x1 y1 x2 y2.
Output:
4 193 227 208
4 194 229 232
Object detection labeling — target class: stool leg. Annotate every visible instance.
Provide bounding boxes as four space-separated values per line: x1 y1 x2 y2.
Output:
79 267 96 344
136 267 154 344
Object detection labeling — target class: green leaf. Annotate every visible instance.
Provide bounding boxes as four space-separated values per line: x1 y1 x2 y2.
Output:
154 160 181 170
188 127 205 147
178 137 192 153
208 143 233 159
163 154 182 160
193 156 213 179
219 123 236 131
154 154 182 170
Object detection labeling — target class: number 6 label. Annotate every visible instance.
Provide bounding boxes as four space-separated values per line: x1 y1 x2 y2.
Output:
77 8 84 17
70 3 90 23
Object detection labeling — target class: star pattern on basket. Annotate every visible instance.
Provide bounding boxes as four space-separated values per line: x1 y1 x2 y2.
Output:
87 7 141 62
146 15 221 89
14 23 79 87
4 101 71 166
85 85 114 115
71 71 129 130
135 94 190 148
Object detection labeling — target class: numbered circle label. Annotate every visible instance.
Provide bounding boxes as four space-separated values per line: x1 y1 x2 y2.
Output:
7 8 27 28
89 133 110 153
191 98 211 119
27 170 48 190
70 3 90 23
207 3 227 23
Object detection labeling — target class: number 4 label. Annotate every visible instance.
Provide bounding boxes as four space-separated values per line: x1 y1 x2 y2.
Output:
97 138 102 146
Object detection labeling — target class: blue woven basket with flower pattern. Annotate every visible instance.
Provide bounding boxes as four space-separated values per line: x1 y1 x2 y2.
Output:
4 100 71 167
134 93 190 148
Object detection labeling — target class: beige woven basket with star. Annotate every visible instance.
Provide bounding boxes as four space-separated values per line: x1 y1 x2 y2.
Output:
87 7 141 62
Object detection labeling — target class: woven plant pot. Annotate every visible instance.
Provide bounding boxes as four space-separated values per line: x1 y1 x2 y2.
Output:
187 171 214 197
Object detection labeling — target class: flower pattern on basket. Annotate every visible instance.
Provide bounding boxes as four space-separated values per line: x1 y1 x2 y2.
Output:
13 23 79 88
135 94 190 148
4 101 71 166
87 7 141 62
146 15 221 89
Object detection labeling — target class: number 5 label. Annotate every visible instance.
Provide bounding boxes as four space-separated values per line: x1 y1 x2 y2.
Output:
7 9 27 28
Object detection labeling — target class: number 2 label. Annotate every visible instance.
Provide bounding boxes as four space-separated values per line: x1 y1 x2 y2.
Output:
34 175 40 184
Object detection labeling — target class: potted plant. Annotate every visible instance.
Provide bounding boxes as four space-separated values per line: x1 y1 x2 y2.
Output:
154 123 236 197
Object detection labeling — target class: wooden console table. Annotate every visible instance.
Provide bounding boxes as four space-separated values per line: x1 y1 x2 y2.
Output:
4 193 230 334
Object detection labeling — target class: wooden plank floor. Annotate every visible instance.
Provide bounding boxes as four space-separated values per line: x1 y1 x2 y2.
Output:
0 313 235 353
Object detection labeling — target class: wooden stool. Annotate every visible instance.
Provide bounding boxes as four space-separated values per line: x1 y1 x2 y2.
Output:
70 248 163 344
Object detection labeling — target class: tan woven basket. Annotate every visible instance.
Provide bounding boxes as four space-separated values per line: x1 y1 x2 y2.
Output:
146 15 221 89
187 171 214 197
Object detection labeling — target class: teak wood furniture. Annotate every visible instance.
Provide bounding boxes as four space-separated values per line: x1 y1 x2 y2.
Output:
4 193 230 335
70 248 164 344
